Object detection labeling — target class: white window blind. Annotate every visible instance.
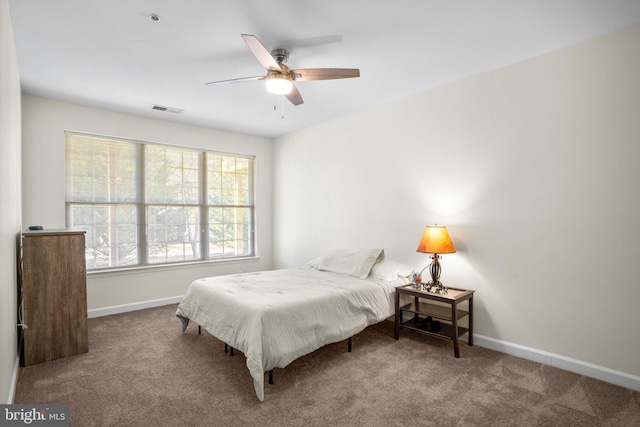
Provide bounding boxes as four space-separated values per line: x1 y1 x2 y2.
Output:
145 145 202 264
65 131 255 271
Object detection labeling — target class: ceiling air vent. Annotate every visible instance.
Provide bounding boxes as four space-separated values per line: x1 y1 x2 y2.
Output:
152 104 184 114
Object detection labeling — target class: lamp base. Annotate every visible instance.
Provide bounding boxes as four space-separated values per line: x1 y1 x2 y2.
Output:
422 280 448 295
422 254 448 294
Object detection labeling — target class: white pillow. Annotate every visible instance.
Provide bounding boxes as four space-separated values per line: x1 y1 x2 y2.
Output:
307 256 323 268
387 276 412 287
370 259 414 282
315 248 384 279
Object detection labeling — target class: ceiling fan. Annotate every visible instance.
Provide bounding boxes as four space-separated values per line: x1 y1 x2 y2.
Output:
205 34 360 106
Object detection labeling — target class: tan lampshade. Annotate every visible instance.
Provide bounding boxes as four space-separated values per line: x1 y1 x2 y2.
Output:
416 225 456 254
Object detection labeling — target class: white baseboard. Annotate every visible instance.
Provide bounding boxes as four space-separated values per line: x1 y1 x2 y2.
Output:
87 296 183 319
8 356 19 404
474 334 640 393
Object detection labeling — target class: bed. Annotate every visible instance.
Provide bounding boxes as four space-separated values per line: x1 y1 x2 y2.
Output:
176 248 413 401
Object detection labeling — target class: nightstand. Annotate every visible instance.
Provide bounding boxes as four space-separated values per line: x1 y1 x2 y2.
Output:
394 284 474 358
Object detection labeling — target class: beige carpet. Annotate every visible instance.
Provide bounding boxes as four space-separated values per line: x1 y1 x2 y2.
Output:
14 304 640 426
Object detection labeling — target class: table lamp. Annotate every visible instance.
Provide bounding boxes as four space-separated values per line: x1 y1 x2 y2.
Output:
417 225 456 294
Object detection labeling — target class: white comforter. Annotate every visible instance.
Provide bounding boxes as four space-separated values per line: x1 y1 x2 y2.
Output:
176 267 398 401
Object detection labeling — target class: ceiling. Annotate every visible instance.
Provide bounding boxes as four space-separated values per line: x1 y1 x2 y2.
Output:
9 1 640 139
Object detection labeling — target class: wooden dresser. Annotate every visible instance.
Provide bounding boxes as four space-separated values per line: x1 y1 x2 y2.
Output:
21 229 88 366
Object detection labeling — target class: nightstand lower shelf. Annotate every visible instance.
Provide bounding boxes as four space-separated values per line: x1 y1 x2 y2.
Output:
400 317 469 342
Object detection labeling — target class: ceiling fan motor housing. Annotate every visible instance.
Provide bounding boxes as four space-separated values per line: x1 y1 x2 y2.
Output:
271 48 289 64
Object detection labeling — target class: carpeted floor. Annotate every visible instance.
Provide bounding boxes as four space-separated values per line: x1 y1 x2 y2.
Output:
14 304 640 426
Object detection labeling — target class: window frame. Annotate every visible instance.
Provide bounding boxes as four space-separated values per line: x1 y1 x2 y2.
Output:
65 131 256 272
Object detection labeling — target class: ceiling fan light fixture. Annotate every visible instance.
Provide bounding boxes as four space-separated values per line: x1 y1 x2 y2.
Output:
265 73 293 95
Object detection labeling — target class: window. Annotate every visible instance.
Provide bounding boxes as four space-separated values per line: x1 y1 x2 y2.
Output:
65 132 255 270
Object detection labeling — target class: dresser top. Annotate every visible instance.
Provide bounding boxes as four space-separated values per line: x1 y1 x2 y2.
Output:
22 228 86 237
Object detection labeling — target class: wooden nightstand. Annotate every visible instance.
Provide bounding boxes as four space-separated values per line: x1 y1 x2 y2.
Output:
394 284 474 358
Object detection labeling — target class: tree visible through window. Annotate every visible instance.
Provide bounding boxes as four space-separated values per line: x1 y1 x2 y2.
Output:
65 132 255 270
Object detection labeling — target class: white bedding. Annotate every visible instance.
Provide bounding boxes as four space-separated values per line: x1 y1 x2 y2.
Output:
176 266 401 401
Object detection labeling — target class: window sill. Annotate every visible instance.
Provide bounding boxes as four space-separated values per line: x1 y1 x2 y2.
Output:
86 256 261 278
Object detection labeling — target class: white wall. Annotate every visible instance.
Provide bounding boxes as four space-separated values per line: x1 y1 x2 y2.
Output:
273 24 640 378
0 0 22 403
21 96 274 309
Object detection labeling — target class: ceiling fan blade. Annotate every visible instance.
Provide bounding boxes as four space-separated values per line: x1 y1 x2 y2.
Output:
284 84 304 106
205 76 265 87
241 34 282 72
292 68 360 81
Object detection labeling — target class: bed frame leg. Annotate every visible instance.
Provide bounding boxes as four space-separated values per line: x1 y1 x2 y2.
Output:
348 337 352 353
224 343 235 356
198 325 201 335
230 347 235 356
268 370 273 385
